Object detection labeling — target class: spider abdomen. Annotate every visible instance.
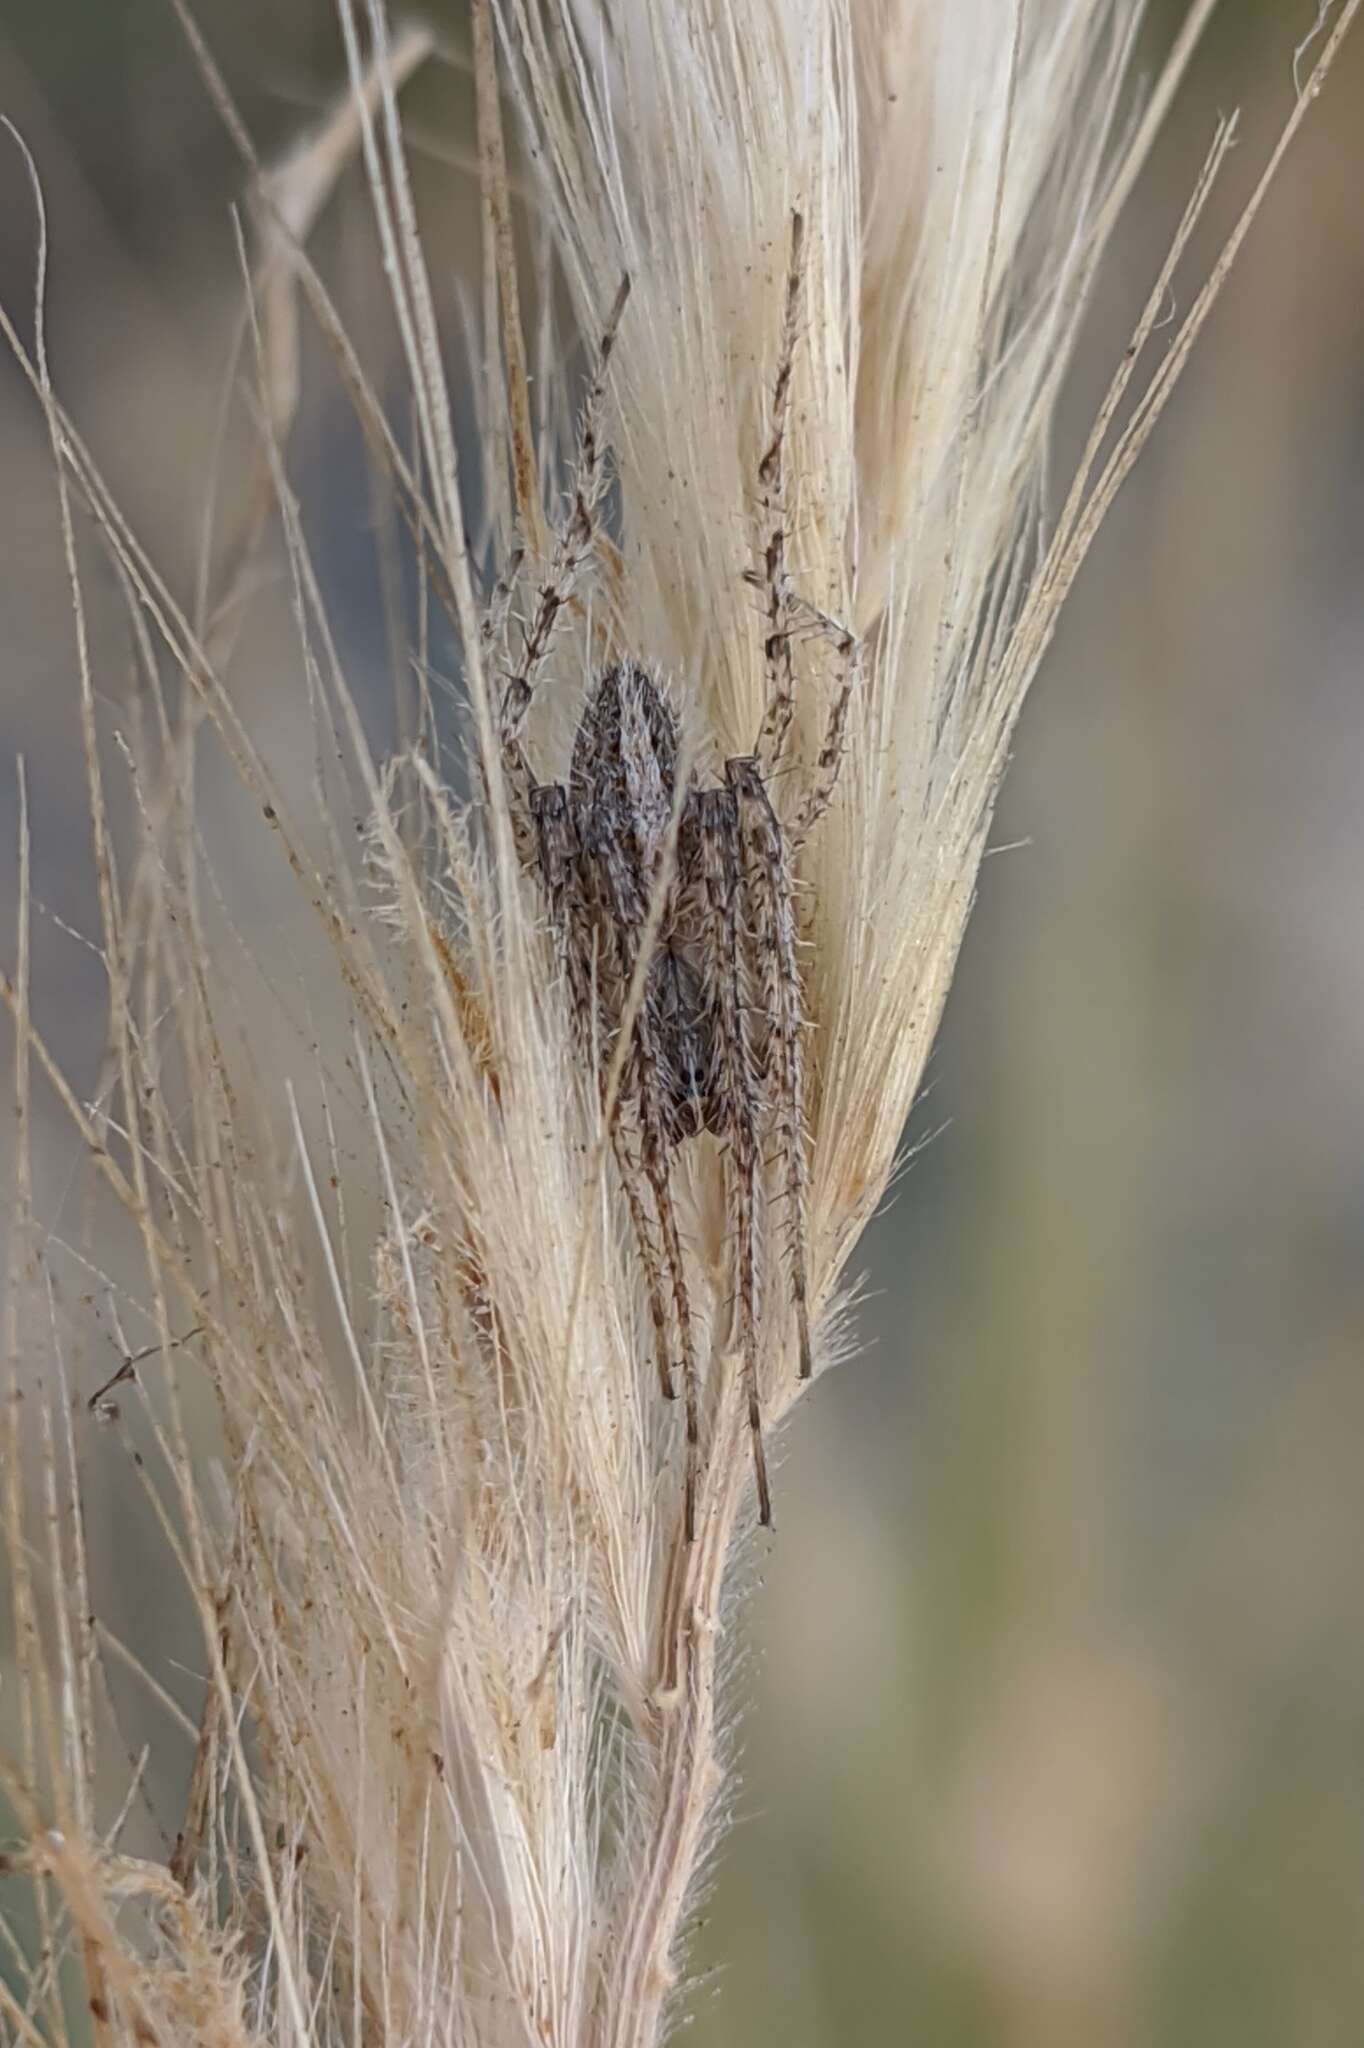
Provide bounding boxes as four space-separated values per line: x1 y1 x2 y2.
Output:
647 944 723 1143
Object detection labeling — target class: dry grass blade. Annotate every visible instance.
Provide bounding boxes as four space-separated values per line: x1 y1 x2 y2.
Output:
0 3 1358 2045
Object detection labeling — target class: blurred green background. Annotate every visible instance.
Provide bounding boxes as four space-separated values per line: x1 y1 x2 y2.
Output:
2 5 1364 2044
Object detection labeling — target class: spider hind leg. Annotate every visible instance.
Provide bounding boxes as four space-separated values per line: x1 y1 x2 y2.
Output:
695 786 773 1527
599 881 702 1544
630 1018 702 1543
531 783 680 1414
729 757 814 1380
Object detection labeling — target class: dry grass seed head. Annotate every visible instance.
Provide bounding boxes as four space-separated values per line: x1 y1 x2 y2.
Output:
1 1 1359 2043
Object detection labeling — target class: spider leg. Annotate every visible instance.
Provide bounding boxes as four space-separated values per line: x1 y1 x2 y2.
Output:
531 782 597 1054
612 1119 680 1408
481 542 526 657
532 785 679 1410
755 211 806 777
590 836 702 1541
696 788 773 1527
789 592 861 848
628 1009 701 1543
729 758 814 1379
497 274 632 790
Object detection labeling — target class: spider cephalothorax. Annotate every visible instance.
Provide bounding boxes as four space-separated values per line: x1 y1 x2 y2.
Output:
493 218 857 1539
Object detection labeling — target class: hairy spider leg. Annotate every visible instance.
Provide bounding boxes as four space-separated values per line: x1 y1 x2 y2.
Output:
591 840 702 1543
481 542 526 656
756 210 806 776
531 783 680 1412
695 788 773 1527
496 275 633 794
789 593 861 846
632 1018 701 1544
612 1120 682 1411
728 758 814 1380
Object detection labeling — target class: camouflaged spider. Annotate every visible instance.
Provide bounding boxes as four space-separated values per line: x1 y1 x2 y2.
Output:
494 217 857 1539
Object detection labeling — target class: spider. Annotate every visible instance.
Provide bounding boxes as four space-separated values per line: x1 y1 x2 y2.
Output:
493 216 858 1540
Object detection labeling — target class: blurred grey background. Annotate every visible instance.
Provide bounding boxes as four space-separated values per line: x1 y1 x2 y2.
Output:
2 5 1363 2044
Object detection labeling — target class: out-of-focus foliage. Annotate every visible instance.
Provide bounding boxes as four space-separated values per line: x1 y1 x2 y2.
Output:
2 6 1362 2044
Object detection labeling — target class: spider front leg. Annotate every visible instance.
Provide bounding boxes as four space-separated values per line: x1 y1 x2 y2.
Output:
728 759 814 1380
495 275 632 793
531 785 679 1413
481 543 525 660
790 593 861 848
755 211 806 777
695 788 773 1528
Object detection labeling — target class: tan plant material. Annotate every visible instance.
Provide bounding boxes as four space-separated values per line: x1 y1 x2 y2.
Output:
1 2 1357 2043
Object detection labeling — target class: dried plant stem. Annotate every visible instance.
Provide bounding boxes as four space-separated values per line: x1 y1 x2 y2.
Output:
599 1414 746 2048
